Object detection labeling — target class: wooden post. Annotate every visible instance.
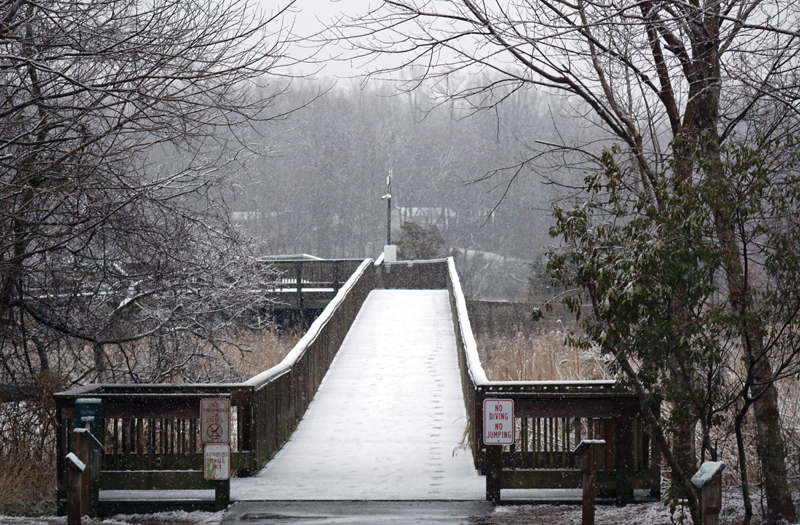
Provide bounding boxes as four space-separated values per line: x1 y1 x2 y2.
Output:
485 445 502 503
215 479 230 511
65 452 86 525
74 428 103 517
332 262 340 293
613 416 633 506
73 430 91 517
295 262 303 311
649 402 662 499
691 462 725 525
574 439 606 525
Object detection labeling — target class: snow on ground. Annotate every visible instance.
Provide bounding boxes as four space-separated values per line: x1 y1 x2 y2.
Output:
0 487 771 525
0 511 222 525
232 289 486 500
489 486 760 525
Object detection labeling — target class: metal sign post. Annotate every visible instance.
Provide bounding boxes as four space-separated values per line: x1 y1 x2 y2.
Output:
200 398 232 509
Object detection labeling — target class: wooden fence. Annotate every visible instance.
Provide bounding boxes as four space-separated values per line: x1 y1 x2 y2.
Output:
54 258 375 516
380 258 449 289
445 258 661 503
258 259 367 325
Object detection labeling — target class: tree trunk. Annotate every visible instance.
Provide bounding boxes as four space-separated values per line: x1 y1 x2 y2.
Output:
93 343 107 382
735 404 754 525
673 414 698 495
752 356 796 523
710 174 796 523
617 356 702 525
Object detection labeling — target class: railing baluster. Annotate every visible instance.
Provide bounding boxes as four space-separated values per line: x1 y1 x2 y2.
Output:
521 417 528 468
113 418 119 468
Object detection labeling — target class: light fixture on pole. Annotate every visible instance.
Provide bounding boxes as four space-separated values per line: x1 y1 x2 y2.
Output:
380 171 392 246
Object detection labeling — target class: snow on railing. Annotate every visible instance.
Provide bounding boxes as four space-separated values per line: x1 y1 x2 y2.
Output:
246 258 373 388
447 257 617 390
447 257 488 386
54 258 377 517
446 256 660 503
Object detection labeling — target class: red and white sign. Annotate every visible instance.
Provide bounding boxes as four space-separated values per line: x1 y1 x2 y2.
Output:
200 398 230 444
483 398 514 445
203 443 230 480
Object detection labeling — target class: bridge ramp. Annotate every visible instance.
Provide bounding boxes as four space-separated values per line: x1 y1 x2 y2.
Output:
231 289 485 500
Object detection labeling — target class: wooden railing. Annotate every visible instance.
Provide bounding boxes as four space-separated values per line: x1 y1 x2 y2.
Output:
262 258 366 313
445 257 661 503
55 255 660 515
265 258 365 299
380 258 449 289
54 258 375 516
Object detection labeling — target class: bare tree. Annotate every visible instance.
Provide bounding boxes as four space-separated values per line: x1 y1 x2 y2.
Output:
340 0 800 522
1 0 295 387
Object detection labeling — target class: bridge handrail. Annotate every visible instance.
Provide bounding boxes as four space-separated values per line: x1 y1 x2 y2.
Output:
447 257 487 386
447 257 618 390
54 257 376 516
446 257 660 503
245 258 373 389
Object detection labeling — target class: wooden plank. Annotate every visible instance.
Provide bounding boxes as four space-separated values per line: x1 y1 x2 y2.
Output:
514 397 641 419
99 500 216 517
103 453 204 471
500 469 657 490
501 469 584 489
100 470 216 491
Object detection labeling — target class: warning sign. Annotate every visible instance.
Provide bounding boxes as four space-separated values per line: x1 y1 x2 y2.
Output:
483 399 514 445
204 443 230 480
200 398 230 444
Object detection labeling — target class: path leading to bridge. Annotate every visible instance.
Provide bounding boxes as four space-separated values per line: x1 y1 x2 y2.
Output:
231 289 485 500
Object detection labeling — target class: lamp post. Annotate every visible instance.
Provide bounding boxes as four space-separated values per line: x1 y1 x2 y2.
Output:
381 171 392 246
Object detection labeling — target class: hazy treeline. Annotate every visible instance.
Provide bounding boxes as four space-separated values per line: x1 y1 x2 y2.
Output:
230 80 582 269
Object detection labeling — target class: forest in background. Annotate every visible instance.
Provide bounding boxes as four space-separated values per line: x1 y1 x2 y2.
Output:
227 80 585 299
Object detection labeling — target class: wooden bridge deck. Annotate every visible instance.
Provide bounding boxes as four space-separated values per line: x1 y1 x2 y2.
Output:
231 289 485 500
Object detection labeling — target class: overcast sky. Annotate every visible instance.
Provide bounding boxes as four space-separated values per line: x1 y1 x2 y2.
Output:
268 0 380 79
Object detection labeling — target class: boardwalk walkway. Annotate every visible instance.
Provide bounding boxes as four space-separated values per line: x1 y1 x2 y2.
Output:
231 289 485 500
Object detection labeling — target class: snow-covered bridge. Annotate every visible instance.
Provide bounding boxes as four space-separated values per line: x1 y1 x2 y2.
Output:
233 288 484 500
54 257 660 517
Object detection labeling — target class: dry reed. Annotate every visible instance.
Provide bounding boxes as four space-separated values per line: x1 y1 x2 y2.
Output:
478 322 800 498
222 329 301 380
0 328 298 516
478 321 611 382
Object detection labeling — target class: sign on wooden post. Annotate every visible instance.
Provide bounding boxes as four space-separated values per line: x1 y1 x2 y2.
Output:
201 398 231 483
204 444 231 480
200 398 230 444
483 399 514 445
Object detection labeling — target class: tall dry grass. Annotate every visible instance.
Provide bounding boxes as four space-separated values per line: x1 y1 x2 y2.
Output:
0 328 299 516
223 329 301 380
477 321 800 497
0 372 62 515
478 321 611 382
